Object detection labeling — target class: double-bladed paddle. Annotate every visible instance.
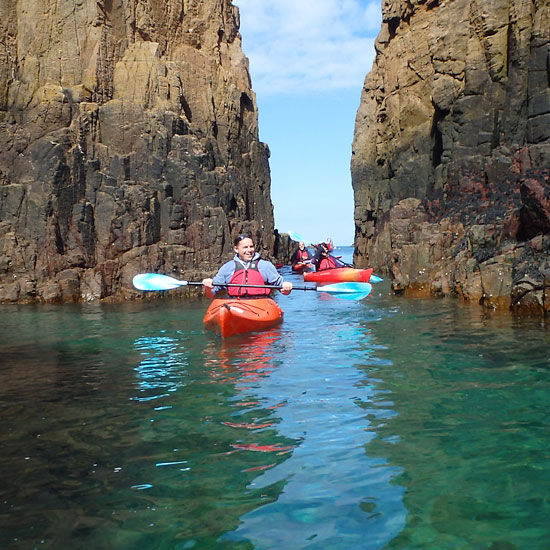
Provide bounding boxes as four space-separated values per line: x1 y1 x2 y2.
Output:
132 273 372 300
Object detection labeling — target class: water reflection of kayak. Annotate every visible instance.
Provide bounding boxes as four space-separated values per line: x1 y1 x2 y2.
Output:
304 267 373 284
203 297 284 338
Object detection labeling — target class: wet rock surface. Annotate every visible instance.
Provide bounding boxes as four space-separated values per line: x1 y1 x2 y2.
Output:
352 0 550 315
0 0 283 303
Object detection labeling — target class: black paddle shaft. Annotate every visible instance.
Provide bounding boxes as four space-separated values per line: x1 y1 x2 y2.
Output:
330 254 353 268
188 282 316 291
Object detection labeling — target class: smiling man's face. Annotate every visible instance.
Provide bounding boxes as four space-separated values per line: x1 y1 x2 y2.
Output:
235 238 255 261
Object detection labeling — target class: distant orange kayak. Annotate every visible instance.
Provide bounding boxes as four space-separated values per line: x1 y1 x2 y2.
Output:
203 297 284 337
304 267 373 284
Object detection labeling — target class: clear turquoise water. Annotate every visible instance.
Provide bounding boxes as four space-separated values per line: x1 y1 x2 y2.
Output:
1 249 549 549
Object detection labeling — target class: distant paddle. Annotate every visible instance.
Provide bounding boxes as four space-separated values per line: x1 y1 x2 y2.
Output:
287 230 312 245
132 273 371 300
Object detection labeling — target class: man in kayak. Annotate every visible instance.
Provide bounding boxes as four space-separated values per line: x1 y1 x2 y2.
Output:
202 235 293 296
311 242 344 271
290 241 312 267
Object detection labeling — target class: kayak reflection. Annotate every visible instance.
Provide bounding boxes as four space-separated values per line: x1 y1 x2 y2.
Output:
203 328 300 467
204 328 282 387
128 325 297 541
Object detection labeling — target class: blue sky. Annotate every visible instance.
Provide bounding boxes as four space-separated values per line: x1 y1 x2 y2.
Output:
235 0 382 245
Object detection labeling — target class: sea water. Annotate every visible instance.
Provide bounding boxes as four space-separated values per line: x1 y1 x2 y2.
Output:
1 247 549 549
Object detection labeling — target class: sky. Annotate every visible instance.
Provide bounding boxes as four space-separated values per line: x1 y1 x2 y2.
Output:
234 0 382 245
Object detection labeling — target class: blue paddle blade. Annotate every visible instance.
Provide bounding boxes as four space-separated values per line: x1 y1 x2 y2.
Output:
320 282 371 293
287 230 311 245
318 282 372 300
370 275 383 283
133 273 188 291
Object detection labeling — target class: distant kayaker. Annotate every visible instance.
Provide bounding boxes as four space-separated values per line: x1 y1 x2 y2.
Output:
202 235 293 296
290 242 311 266
311 242 343 271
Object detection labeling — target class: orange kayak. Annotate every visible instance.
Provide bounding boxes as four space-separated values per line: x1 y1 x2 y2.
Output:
304 267 373 284
203 298 284 338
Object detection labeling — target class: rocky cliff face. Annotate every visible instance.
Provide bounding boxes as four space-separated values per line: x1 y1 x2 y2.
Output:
352 0 550 314
0 0 279 303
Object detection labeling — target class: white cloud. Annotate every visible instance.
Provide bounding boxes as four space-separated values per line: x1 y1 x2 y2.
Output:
234 0 382 95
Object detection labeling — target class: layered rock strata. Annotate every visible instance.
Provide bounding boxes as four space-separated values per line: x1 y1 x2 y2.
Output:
352 0 550 314
0 0 277 303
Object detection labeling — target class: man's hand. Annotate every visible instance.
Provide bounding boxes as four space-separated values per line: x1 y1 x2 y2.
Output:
281 281 293 295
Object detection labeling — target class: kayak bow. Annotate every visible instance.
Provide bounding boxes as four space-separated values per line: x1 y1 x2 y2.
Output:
203 297 284 338
292 262 314 273
304 267 373 284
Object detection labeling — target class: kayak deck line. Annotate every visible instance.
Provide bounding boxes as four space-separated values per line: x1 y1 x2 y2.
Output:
222 302 257 316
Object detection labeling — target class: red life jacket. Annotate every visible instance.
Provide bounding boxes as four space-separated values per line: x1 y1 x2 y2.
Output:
297 249 310 261
228 260 271 297
319 256 337 270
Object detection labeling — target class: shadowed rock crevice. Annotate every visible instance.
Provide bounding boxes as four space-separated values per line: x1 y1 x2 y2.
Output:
430 104 445 169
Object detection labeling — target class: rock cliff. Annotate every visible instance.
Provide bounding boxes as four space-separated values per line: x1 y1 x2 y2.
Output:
352 0 550 315
0 0 280 303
